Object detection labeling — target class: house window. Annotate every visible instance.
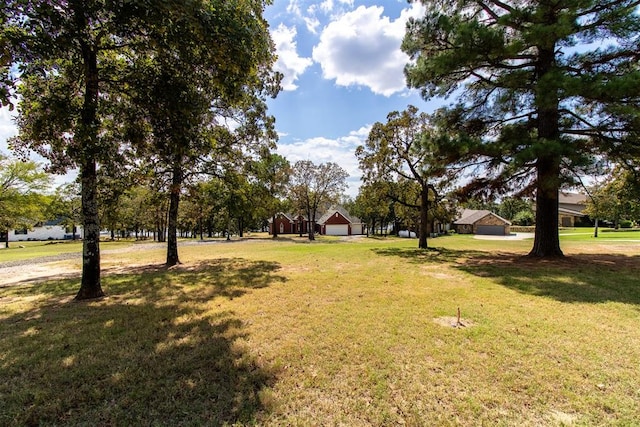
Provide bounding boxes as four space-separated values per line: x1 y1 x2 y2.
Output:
335 213 339 218
14 228 28 235
280 223 284 233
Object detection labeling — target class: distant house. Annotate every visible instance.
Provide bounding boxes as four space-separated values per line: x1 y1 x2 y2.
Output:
558 192 588 227
268 206 364 236
316 206 364 236
269 213 312 236
8 218 82 242
453 209 511 235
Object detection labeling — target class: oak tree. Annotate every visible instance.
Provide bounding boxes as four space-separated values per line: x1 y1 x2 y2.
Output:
0 154 51 248
289 161 349 241
356 106 452 248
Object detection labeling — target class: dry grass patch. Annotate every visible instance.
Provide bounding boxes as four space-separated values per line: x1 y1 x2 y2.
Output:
1 235 640 425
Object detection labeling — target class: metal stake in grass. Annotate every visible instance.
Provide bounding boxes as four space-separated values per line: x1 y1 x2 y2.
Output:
454 307 465 328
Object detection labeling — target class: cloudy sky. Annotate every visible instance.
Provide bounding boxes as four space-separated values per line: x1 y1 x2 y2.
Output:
266 0 445 195
0 0 445 195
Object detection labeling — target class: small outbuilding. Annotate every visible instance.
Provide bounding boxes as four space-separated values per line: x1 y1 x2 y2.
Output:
453 209 511 236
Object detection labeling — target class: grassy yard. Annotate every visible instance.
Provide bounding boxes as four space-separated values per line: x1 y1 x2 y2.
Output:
0 239 133 263
1 234 639 425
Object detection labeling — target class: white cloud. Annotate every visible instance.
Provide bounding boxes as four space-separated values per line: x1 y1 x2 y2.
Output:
304 15 321 34
276 124 372 196
271 24 314 91
286 0 302 17
311 4 424 96
320 0 334 13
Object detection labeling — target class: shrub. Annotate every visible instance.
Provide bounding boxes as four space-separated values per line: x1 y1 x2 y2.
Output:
512 210 535 226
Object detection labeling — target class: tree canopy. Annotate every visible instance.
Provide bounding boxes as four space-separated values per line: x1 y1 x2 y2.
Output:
0 153 51 248
6 0 281 296
403 0 640 257
289 160 349 241
356 106 454 248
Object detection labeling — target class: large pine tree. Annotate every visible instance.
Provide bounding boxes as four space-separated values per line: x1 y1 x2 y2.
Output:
403 0 640 257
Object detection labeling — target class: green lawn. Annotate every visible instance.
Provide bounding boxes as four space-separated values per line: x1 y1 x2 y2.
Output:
1 234 639 425
0 239 133 263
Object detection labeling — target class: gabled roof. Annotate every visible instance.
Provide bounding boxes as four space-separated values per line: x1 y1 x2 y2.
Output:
268 212 311 223
453 209 511 226
317 205 362 225
559 192 587 205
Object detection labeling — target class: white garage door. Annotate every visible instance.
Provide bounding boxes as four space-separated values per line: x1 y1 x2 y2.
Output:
326 224 349 235
351 224 362 235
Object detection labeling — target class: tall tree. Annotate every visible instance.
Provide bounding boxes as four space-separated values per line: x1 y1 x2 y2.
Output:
356 106 452 248
403 0 640 257
352 182 393 236
250 153 291 238
5 0 179 299
129 0 280 265
0 154 51 248
289 160 348 241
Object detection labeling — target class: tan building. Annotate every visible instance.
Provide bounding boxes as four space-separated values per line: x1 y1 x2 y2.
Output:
453 209 511 235
558 192 588 227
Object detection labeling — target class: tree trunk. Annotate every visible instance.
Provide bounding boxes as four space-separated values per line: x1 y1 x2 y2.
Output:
529 157 563 257
418 185 428 249
272 213 278 238
594 218 599 238
529 40 563 258
76 158 104 300
308 212 315 241
166 159 182 266
4 231 9 249
74 21 103 300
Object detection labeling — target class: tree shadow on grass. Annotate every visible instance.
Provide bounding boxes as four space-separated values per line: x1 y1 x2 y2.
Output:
0 258 285 426
373 247 640 306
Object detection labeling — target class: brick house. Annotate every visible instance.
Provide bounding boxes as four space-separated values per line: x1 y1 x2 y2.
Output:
453 209 511 235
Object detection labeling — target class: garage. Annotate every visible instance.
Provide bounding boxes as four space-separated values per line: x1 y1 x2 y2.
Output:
476 225 507 236
325 224 349 236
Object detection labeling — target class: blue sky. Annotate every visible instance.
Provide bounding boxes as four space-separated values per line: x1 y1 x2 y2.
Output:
266 0 444 195
0 0 444 195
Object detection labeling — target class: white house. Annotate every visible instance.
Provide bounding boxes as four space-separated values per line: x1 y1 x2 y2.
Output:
8 219 82 242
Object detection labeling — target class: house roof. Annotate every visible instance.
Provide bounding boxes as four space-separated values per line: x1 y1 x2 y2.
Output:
453 209 512 226
559 207 585 217
559 192 587 205
317 205 362 225
43 218 65 226
268 212 311 223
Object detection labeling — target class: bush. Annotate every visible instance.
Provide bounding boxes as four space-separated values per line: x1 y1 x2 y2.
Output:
619 220 633 228
512 210 535 226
